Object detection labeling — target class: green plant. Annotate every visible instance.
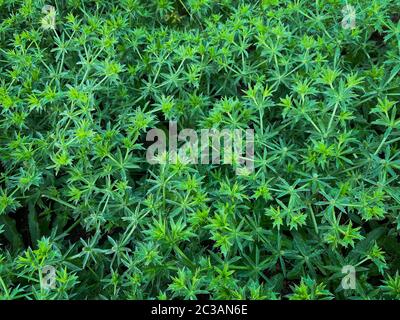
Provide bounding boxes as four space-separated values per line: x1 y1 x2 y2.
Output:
0 0 400 300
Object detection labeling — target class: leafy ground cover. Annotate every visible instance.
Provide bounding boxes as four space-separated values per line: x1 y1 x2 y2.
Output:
1 0 400 300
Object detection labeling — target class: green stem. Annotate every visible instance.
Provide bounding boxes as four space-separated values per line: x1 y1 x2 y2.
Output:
327 102 338 133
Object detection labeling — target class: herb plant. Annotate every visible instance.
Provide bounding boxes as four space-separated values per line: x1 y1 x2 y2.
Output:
1 0 400 300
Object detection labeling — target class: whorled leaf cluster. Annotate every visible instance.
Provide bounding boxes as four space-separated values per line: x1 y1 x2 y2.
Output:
1 0 400 300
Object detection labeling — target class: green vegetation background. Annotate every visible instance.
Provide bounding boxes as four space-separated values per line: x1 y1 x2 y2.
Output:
1 0 400 300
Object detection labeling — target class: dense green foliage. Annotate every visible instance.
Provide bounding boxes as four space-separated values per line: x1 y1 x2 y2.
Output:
1 0 400 300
